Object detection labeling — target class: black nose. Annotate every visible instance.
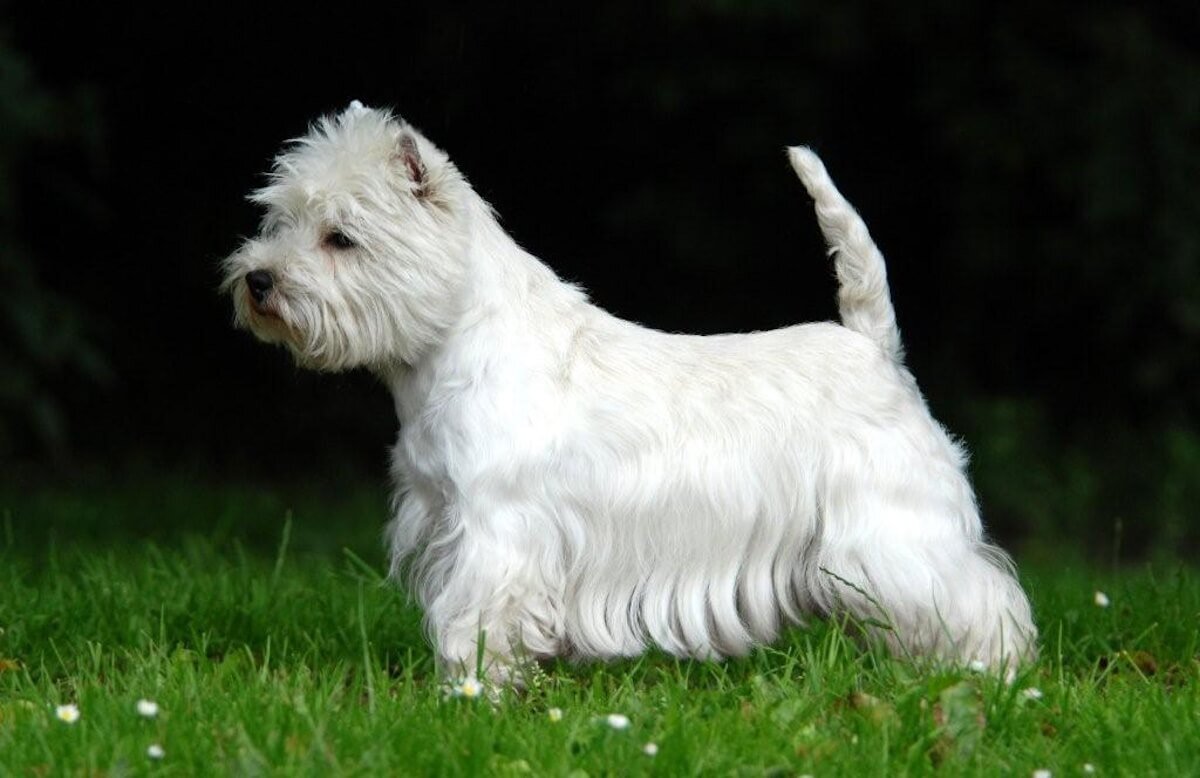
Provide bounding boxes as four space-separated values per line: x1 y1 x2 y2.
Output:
245 270 274 304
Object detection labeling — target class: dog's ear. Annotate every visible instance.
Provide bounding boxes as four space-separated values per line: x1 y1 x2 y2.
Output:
395 132 428 198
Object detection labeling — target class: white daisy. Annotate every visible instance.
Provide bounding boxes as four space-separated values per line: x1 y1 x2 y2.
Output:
459 678 483 699
547 707 563 722
147 743 165 760
605 713 630 730
136 699 159 718
643 742 658 756
1094 591 1110 608
55 704 80 724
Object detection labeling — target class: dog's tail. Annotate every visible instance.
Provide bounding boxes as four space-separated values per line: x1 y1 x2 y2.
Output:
787 147 903 363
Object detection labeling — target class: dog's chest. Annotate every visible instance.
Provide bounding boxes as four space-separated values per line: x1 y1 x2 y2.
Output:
392 362 564 497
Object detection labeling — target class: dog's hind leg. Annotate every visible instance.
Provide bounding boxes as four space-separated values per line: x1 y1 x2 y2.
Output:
804 495 1037 672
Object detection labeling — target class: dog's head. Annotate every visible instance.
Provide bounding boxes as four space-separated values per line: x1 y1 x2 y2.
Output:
222 102 471 372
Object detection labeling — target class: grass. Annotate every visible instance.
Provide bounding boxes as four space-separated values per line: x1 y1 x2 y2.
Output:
1 478 1198 775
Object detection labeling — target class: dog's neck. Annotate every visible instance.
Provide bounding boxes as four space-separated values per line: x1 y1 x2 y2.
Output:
461 195 567 309
380 190 588 425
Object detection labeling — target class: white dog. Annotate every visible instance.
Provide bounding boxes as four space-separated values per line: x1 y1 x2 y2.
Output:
223 102 1036 681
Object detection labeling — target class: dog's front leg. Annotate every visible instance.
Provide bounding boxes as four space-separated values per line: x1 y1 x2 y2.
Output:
420 503 565 685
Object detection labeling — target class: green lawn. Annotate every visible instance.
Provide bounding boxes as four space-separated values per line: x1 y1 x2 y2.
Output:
1 480 1197 775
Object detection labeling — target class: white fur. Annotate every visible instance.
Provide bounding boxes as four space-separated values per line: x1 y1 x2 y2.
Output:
223 104 1037 680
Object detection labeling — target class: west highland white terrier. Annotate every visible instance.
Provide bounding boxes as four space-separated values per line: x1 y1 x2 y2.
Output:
223 102 1036 682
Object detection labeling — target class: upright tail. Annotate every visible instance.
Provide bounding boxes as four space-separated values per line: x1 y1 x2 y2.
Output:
787 147 903 363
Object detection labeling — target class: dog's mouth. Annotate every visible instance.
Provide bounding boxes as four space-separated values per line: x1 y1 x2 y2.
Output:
239 287 292 342
249 295 281 320
241 282 282 321
230 280 310 361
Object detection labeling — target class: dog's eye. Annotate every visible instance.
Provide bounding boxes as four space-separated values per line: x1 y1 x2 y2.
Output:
324 230 357 250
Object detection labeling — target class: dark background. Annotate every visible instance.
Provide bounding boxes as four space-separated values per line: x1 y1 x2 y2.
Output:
3 3 1197 554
